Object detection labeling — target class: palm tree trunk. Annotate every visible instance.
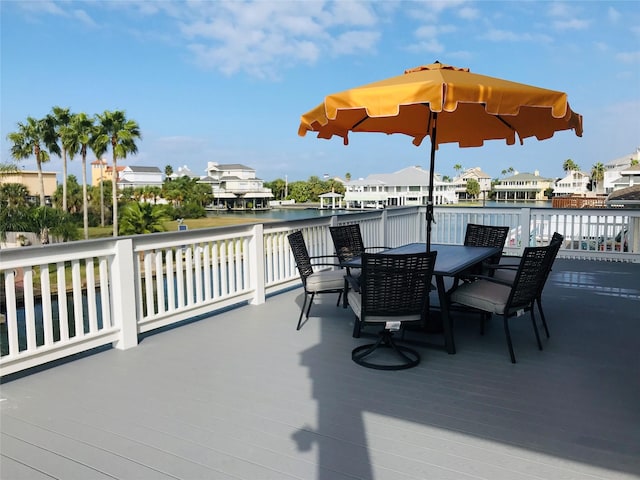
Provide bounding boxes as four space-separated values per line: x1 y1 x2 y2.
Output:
100 162 105 227
112 150 118 236
62 148 68 212
35 147 45 206
81 152 88 239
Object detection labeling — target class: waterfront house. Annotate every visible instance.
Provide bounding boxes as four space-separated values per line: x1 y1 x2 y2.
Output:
452 167 492 201
202 161 273 210
553 170 591 197
343 165 457 209
603 147 640 194
494 170 554 201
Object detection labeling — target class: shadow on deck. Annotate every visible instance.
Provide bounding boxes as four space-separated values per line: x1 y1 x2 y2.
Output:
1 259 639 479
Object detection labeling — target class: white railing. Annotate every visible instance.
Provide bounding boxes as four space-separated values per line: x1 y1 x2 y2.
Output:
1 206 638 376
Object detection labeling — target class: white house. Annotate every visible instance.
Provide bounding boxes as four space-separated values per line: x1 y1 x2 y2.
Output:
452 167 492 201
201 162 273 210
343 166 457 209
603 147 640 194
554 170 591 196
118 166 163 189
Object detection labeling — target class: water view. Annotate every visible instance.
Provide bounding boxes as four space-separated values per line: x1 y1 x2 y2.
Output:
208 200 553 222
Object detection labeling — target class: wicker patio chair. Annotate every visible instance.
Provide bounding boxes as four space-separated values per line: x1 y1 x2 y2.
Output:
489 232 564 338
329 224 389 265
347 251 437 370
463 223 510 268
287 231 345 330
450 243 555 363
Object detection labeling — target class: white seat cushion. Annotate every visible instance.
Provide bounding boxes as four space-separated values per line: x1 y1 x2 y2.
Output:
306 269 345 292
450 279 511 315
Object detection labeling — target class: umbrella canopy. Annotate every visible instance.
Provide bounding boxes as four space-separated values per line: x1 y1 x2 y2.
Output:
298 62 583 250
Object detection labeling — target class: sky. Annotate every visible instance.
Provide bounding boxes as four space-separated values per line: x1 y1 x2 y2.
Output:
1 0 639 184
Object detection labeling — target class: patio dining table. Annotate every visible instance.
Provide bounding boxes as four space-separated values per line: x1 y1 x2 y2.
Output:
343 242 501 354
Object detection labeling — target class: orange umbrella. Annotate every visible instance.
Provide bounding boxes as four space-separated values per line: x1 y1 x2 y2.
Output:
298 62 583 250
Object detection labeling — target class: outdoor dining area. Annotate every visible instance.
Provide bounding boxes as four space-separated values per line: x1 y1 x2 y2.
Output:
289 223 563 369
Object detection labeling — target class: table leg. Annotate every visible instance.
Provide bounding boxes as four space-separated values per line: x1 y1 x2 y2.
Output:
435 275 456 354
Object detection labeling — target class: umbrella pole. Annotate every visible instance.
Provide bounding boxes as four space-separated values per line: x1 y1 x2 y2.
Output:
426 113 437 253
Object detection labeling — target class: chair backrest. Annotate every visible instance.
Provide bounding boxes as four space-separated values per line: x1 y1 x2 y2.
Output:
464 223 510 249
359 251 437 319
287 231 313 283
330 224 366 263
541 232 564 286
464 223 510 265
507 244 555 313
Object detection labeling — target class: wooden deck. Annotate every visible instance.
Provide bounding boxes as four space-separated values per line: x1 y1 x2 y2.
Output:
1 259 639 479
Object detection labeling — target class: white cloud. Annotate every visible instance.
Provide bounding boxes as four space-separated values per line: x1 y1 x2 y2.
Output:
457 6 479 20
615 51 640 64
174 2 384 78
483 29 553 43
608 7 621 23
72 9 97 28
553 18 590 31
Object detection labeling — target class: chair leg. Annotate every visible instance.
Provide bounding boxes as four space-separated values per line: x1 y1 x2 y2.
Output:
297 293 309 330
536 296 550 338
352 315 362 338
480 312 491 335
336 291 343 307
530 309 543 351
504 317 516 363
305 292 316 319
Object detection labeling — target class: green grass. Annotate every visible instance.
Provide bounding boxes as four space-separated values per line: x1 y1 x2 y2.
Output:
86 216 266 239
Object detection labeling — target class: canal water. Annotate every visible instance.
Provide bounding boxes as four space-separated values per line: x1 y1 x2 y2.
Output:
208 200 553 222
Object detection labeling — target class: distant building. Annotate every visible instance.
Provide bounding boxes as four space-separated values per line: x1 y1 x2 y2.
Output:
603 147 640 194
91 159 163 189
494 171 553 201
0 169 57 205
553 170 591 197
343 166 457 209
452 167 492 200
201 162 273 210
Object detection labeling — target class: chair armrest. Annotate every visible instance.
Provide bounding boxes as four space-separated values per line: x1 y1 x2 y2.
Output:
364 246 391 252
309 254 339 261
486 264 518 271
459 274 513 287
308 254 340 267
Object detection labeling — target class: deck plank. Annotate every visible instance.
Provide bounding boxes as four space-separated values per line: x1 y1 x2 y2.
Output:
1 259 639 480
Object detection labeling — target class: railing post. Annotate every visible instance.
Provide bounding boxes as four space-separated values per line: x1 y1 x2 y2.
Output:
630 216 639 253
521 208 533 247
111 238 139 350
380 208 389 247
250 224 266 305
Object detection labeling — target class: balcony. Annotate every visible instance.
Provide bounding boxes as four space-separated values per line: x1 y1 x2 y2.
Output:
1 207 639 479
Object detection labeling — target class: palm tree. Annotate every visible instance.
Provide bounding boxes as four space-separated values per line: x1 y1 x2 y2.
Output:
164 164 173 179
50 106 72 212
563 158 579 172
7 116 60 206
119 202 169 235
453 164 463 176
94 110 142 237
0 183 29 209
590 162 605 194
63 112 95 239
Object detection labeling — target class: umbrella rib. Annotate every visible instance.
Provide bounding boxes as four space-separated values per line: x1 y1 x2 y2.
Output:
496 114 516 133
351 116 370 130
